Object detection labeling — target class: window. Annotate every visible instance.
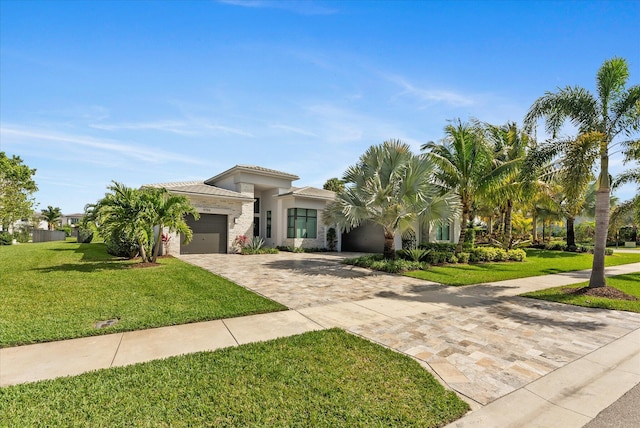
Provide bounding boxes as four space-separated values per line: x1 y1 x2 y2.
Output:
287 208 317 239
436 223 450 241
266 211 272 238
253 217 260 237
254 198 260 214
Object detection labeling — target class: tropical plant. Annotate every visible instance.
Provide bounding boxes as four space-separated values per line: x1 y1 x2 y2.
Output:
86 182 198 263
325 140 459 259
524 57 640 288
323 177 346 193
143 187 199 263
41 205 62 230
422 119 495 251
483 122 534 248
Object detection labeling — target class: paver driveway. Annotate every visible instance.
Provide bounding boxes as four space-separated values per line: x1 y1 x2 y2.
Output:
180 252 640 406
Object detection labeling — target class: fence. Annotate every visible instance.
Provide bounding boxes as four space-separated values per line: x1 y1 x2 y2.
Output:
32 230 66 243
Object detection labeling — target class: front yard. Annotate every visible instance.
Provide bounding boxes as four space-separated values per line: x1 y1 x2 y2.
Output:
0 241 286 347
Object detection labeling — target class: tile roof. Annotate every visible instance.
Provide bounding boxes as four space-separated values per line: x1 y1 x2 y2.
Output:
205 164 299 184
144 181 253 200
278 186 336 200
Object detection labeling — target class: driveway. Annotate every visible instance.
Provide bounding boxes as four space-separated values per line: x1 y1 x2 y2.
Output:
180 252 640 406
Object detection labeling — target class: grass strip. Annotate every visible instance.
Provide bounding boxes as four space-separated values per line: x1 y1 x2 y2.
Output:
520 272 640 312
0 241 286 347
404 249 640 286
0 329 469 427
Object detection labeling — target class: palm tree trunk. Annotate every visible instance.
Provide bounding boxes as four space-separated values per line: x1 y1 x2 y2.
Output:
532 211 538 243
503 200 513 249
151 226 163 263
456 206 469 253
138 239 149 263
383 228 396 260
589 154 610 289
566 216 576 248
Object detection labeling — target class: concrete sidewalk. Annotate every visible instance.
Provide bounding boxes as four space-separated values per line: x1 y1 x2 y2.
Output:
2 259 640 428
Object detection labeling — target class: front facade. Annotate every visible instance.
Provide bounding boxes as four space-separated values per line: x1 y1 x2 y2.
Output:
148 165 335 255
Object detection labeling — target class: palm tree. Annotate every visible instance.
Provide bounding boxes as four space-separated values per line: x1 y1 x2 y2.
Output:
86 182 154 262
143 187 199 263
483 122 534 248
524 57 640 288
421 119 495 252
324 140 459 259
41 205 62 230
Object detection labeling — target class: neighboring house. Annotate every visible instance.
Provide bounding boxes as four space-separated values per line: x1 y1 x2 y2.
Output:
60 213 84 227
148 164 461 255
146 165 336 255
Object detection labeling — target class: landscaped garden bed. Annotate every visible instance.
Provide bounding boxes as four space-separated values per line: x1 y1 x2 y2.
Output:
0 329 469 427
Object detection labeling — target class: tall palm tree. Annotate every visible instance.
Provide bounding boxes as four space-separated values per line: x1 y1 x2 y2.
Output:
41 205 62 230
324 140 459 259
524 57 640 288
143 187 199 263
422 119 495 252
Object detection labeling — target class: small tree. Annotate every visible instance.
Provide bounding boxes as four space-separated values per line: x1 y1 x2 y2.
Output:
41 206 62 230
0 152 38 231
323 178 345 193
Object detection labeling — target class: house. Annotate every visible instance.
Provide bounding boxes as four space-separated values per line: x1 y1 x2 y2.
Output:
147 165 336 255
60 213 84 227
150 164 460 255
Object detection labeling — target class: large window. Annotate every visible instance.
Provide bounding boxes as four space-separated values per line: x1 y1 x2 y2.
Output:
287 208 317 239
266 211 272 238
436 223 450 241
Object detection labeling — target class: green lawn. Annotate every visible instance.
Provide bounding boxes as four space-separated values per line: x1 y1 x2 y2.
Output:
521 272 640 312
0 329 469 427
0 241 286 347
404 249 640 286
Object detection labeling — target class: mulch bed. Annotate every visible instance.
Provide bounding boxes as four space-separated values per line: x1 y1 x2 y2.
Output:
562 286 638 301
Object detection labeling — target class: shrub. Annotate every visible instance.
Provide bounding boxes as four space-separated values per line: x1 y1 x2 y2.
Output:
493 248 508 261
344 254 426 273
457 252 470 263
398 248 430 262
327 227 337 251
0 232 12 245
420 242 456 255
449 254 458 264
507 249 526 261
605 248 614 256
470 247 498 262
77 227 94 244
13 229 31 243
105 233 139 259
544 241 567 251
242 247 279 255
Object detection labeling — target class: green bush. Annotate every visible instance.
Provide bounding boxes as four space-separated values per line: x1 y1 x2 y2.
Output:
507 249 526 261
105 233 139 259
0 232 12 245
420 242 456 255
493 248 509 261
13 229 31 243
327 227 337 251
344 254 426 273
241 247 279 255
398 248 430 262
605 248 614 256
457 252 470 263
544 241 567 251
77 227 94 244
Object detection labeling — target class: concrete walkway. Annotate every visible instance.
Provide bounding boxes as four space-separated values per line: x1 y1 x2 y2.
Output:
2 254 640 428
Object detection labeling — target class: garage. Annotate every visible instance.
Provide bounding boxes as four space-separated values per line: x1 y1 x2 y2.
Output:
341 221 384 253
180 214 228 254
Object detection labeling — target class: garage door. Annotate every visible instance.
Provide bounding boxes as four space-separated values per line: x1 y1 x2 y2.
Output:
341 221 384 253
180 214 228 254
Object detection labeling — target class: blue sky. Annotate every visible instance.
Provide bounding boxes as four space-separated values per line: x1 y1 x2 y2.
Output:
1 0 639 214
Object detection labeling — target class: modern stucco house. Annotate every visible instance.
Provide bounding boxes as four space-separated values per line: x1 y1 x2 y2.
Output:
149 164 460 255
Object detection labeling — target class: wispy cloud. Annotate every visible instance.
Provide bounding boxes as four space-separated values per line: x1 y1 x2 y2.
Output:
218 0 338 15
269 124 317 137
89 120 197 135
0 125 207 166
388 75 476 107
